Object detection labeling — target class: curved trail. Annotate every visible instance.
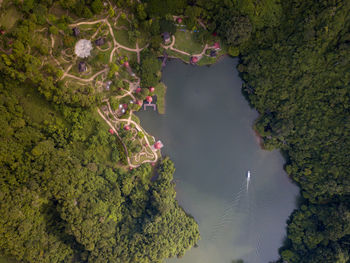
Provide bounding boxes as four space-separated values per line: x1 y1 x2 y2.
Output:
162 35 211 61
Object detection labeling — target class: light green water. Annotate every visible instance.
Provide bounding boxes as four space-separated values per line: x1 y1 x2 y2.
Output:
136 57 299 263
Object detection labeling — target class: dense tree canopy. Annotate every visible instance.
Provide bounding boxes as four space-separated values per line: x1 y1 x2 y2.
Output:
0 78 199 262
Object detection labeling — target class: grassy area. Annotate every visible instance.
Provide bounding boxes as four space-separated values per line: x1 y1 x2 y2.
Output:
0 256 17 263
173 30 204 54
131 114 141 125
118 49 137 64
115 16 130 27
0 5 21 30
114 29 135 49
155 82 167 114
13 84 68 127
166 49 190 63
197 55 217 66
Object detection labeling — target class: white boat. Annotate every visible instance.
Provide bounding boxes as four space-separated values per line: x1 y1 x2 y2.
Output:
246 171 251 191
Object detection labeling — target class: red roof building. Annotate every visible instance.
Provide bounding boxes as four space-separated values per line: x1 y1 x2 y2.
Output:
124 125 130 131
177 17 183 23
191 56 198 63
135 87 142 93
123 103 128 109
149 87 155 93
124 61 129 67
212 32 217 37
154 141 164 150
213 42 221 50
0 30 5 35
137 100 143 106
146 96 153 103
109 129 114 134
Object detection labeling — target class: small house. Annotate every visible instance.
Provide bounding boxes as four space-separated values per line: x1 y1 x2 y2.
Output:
95 37 105 46
153 140 164 150
78 61 87 72
210 50 217 57
191 56 198 64
162 32 171 44
176 17 183 24
72 27 80 37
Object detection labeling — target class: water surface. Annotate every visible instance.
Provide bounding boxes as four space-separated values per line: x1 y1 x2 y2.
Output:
137 57 298 263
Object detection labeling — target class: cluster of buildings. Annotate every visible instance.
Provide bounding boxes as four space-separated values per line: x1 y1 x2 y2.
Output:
73 26 106 73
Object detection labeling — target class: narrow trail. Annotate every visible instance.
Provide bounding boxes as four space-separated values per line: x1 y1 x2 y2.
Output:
162 35 211 60
98 100 159 167
63 68 108 82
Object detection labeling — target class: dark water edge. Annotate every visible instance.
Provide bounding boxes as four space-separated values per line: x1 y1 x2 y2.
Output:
136 57 299 263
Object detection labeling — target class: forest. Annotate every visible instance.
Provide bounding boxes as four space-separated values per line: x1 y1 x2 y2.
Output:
1 0 350 262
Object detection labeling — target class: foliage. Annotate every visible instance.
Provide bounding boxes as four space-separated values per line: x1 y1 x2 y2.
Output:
0 78 199 262
159 19 176 35
139 52 161 87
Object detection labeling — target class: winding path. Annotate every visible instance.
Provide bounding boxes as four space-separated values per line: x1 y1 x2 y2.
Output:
162 35 210 60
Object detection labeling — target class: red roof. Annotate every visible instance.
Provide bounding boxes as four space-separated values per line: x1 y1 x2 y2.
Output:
124 125 130 131
151 162 156 166
109 129 114 134
212 32 217 37
191 56 198 63
135 87 142 93
177 17 183 23
123 103 128 109
214 42 220 49
149 87 155 93
124 61 129 67
0 30 5 35
154 141 163 150
137 100 143 106
146 96 153 103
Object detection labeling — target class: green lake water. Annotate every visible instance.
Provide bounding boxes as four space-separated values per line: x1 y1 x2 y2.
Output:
136 57 299 263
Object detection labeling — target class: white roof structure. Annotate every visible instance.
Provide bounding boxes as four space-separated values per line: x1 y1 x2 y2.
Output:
75 39 93 58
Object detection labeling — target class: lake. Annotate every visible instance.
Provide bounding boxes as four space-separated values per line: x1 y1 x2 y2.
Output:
136 57 299 263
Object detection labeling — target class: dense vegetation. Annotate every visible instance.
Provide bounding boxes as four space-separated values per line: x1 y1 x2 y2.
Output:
0 1 199 262
0 78 199 262
1 0 349 262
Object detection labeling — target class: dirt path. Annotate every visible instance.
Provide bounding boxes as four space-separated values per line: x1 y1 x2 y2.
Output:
98 101 158 167
162 35 210 59
63 68 108 82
